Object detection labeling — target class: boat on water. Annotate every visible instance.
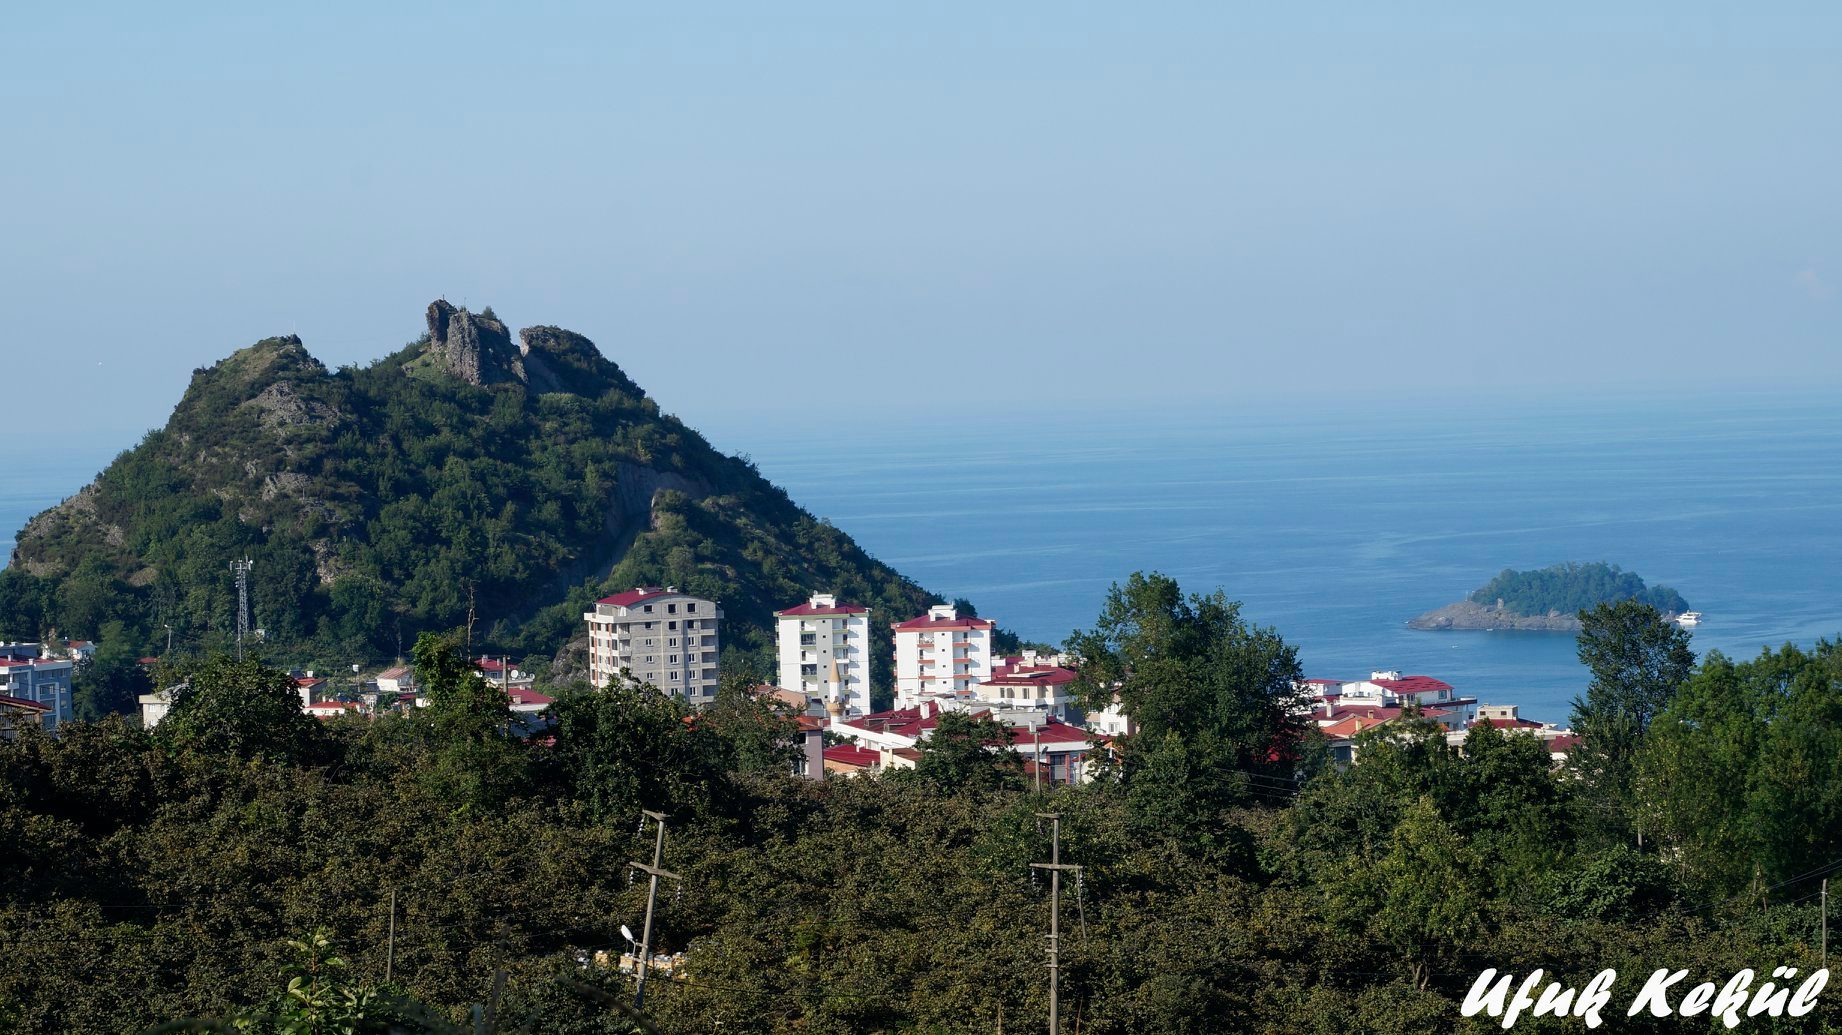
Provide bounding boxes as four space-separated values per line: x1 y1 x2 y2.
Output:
1673 611 1703 627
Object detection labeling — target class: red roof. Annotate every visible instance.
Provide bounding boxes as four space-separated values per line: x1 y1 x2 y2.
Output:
1322 716 1393 739
1372 676 1454 697
376 666 411 680
596 587 676 607
473 657 512 673
0 694 50 713
983 666 1077 688
508 688 554 707
893 615 995 632
777 601 868 617
1547 734 1582 753
822 744 879 768
1002 722 1091 748
292 676 324 689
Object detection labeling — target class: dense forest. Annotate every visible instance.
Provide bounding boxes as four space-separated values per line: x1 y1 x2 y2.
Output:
3 576 1839 1034
0 302 947 710
1468 562 1690 617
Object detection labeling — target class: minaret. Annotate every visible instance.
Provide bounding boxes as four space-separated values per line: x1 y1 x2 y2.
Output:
825 660 847 725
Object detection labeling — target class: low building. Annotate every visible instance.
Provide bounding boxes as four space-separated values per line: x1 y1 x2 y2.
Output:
829 701 1097 785
1445 704 1578 757
375 666 416 698
974 652 1078 720
583 587 723 703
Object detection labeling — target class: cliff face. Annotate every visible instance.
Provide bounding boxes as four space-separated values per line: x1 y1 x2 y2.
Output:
2 301 934 667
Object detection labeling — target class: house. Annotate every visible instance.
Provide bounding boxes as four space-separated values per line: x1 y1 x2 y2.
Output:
137 686 177 729
291 673 326 709
0 647 74 731
506 686 554 715
374 666 415 698
473 656 537 692
304 700 362 719
0 694 52 739
1298 671 1476 730
892 605 995 708
775 593 871 717
793 715 825 780
583 587 723 703
1444 704 1578 757
62 640 97 664
822 743 881 777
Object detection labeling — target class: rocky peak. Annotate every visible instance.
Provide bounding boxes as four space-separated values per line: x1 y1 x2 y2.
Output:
425 299 525 387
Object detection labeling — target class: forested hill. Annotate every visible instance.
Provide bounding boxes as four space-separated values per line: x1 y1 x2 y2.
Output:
1468 562 1689 617
0 300 935 675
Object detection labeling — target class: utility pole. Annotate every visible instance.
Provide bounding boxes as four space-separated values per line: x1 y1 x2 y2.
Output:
628 810 683 1011
385 888 397 983
1822 878 1828 969
1030 812 1082 1035
162 623 173 656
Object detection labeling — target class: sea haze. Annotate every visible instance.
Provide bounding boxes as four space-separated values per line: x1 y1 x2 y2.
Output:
7 395 1839 725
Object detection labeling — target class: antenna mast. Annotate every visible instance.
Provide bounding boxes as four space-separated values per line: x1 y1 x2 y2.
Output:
231 558 254 661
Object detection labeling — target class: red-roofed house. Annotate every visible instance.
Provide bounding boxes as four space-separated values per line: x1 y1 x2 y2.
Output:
831 700 1097 784
304 700 361 719
0 693 52 739
583 587 723 703
1444 704 1578 760
822 743 881 777
893 605 995 707
775 593 871 717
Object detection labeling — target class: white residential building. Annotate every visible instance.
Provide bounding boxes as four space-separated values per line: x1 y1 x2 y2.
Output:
974 652 1078 720
892 604 994 708
775 593 871 717
584 587 723 703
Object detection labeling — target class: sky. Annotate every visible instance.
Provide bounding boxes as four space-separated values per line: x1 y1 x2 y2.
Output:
2 3 1838 446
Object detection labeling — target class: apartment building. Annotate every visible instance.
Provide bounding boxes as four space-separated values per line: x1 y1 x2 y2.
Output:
774 593 870 717
0 643 74 731
891 604 994 707
584 587 722 702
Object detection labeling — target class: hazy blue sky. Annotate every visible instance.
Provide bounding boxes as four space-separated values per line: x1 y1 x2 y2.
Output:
3 3 1837 443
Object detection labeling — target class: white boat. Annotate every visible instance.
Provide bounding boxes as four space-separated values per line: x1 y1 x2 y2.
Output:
1673 611 1702 627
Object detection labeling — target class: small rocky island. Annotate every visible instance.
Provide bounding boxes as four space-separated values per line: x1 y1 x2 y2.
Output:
1408 562 1690 632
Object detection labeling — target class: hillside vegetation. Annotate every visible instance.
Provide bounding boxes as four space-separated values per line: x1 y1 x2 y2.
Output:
0 301 935 684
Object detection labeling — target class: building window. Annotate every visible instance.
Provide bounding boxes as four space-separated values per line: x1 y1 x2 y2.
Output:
669 655 679 664
669 671 680 681
644 605 654 613
688 603 698 612
668 621 678 630
667 604 678 614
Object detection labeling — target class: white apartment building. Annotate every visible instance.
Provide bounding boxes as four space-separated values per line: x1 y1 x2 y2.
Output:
891 604 994 707
584 587 723 703
774 593 871 717
0 645 75 731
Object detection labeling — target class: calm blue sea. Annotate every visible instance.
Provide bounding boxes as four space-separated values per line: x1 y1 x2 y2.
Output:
7 394 1839 724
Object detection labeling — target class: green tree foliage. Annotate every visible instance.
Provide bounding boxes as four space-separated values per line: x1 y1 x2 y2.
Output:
908 711 1024 794
2 582 1840 1034
1569 599 1696 838
72 620 153 719
1068 572 1305 843
1638 640 1842 898
1470 561 1689 617
155 653 328 765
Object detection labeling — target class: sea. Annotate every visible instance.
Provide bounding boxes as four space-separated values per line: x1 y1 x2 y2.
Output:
7 393 1840 724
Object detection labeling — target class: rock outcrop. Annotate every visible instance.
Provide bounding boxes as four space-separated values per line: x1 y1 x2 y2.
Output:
1407 600 1582 632
425 300 525 386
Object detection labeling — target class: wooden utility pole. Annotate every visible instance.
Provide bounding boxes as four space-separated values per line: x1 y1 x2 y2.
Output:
628 810 683 1011
1030 813 1082 1035
1822 878 1829 969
